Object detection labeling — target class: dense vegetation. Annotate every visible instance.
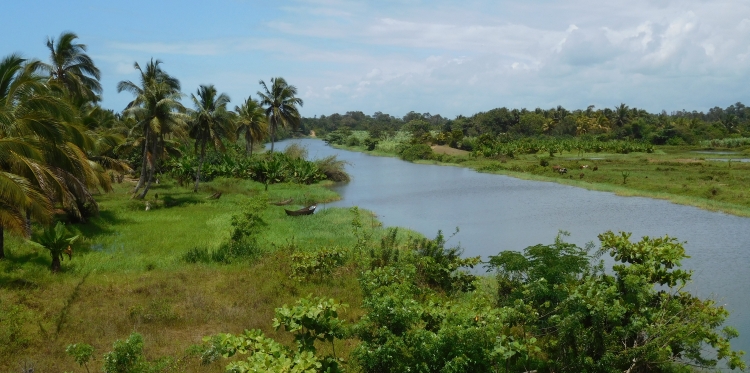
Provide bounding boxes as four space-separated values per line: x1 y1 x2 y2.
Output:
0 31 747 372
308 103 750 146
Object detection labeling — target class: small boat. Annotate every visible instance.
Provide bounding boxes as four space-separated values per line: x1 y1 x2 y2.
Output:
285 205 317 216
270 198 294 206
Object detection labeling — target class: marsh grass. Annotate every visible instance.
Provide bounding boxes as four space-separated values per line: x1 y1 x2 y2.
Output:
0 178 392 372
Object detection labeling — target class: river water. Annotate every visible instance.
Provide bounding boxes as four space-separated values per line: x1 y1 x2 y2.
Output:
278 138 750 355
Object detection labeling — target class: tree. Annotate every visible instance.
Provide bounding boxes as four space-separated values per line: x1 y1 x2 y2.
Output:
117 59 185 199
39 31 102 104
188 84 232 192
257 77 303 153
613 103 631 128
234 96 268 156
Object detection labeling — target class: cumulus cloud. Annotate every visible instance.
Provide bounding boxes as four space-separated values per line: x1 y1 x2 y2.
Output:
97 0 750 116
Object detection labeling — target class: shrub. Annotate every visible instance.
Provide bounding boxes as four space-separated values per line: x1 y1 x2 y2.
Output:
290 247 347 281
284 143 309 160
398 143 434 162
315 155 350 182
345 135 361 147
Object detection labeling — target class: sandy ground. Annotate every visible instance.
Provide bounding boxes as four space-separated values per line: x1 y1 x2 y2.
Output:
431 145 470 156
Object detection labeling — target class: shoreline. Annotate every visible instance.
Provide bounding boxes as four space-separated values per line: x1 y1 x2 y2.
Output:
318 139 750 219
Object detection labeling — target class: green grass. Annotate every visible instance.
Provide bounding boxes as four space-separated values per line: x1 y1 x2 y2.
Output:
0 178 403 372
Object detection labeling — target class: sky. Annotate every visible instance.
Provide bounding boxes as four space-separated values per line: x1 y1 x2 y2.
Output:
3 0 750 118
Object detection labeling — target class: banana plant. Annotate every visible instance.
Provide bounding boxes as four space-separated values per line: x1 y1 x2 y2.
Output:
35 222 80 272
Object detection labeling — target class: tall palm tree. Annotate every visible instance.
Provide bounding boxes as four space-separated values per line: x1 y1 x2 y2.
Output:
0 54 70 256
39 31 102 104
188 84 233 192
257 77 303 153
235 96 268 156
613 103 631 128
118 59 185 199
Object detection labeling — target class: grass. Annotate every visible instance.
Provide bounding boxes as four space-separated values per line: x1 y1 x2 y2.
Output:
0 178 406 372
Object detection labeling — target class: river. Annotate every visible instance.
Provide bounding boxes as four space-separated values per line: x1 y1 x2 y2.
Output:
277 138 750 355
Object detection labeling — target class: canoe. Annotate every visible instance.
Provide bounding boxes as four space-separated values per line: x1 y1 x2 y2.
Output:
285 205 316 216
271 198 294 206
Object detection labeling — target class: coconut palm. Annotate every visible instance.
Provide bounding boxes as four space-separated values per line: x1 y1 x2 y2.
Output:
235 96 268 156
39 31 102 104
257 77 303 153
188 84 233 192
117 59 185 199
613 103 631 128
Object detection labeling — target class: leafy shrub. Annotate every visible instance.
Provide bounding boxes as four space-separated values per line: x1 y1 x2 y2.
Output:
203 297 347 373
103 333 149 373
290 247 347 281
363 137 378 151
345 135 361 146
409 230 480 293
397 143 434 162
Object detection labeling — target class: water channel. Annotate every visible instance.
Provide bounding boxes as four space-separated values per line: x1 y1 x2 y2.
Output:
278 138 750 355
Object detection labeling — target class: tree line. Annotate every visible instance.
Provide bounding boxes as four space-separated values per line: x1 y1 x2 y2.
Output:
304 102 750 146
0 31 304 263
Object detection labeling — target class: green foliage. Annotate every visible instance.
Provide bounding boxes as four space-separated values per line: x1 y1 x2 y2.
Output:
410 229 480 294
290 247 347 281
66 343 94 372
163 146 341 185
349 207 374 252
367 227 401 269
363 137 378 151
397 143 434 162
102 333 149 373
203 296 347 373
485 231 746 372
34 221 80 271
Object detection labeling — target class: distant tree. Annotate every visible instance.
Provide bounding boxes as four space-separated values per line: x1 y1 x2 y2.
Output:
189 84 233 191
118 59 185 199
235 97 268 156
257 77 303 153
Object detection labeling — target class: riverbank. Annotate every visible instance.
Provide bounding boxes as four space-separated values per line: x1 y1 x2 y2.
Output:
329 140 750 218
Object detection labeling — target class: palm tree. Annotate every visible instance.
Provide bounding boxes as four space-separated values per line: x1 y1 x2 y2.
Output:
188 84 233 192
257 77 303 153
235 97 268 156
39 31 102 104
117 59 185 199
0 55 63 257
613 103 631 128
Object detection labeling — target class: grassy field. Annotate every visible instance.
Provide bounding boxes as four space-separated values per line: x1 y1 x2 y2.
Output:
334 135 750 217
0 179 413 372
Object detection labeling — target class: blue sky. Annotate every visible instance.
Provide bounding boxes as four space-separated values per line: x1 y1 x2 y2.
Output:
4 0 750 117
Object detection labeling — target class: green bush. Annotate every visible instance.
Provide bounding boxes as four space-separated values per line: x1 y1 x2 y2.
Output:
398 143 434 162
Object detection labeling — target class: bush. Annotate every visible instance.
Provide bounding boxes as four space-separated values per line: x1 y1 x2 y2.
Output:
315 155 350 182
398 143 434 162
345 135 361 147
363 137 379 151
290 247 347 281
